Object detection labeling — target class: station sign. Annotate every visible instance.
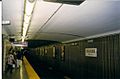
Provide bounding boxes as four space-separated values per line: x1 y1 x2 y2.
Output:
11 42 28 47
85 48 97 57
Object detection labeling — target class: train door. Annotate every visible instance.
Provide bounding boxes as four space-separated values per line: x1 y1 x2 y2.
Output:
53 45 61 70
62 43 80 77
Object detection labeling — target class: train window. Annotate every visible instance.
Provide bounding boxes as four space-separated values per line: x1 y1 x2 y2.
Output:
36 48 39 55
71 42 78 46
35 48 37 55
53 47 55 58
42 48 44 56
61 46 65 61
38 48 40 55
39 48 40 55
45 48 48 55
40 48 42 56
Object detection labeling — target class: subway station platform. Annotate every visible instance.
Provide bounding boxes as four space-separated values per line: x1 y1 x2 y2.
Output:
2 56 71 79
3 57 40 79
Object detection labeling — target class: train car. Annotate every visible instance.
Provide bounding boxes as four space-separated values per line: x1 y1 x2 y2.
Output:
25 33 120 79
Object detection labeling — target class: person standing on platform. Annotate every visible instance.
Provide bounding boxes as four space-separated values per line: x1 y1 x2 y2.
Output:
5 52 15 74
12 50 17 68
16 51 22 68
20 49 25 61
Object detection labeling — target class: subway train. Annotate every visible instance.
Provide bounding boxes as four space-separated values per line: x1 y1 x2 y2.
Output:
25 33 120 79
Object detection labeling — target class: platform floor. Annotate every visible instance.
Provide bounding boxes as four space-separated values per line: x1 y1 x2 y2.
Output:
3 61 29 79
2 56 71 79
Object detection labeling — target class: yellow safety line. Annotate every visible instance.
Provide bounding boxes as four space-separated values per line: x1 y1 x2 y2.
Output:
20 61 23 79
23 57 40 79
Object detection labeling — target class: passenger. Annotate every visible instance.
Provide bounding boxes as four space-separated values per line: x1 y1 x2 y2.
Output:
12 50 17 68
16 51 22 68
21 50 27 60
20 49 24 61
5 52 16 74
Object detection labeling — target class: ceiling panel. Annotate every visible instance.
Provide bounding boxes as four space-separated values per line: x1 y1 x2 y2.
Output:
28 1 61 36
41 1 120 38
2 0 120 42
2 0 24 39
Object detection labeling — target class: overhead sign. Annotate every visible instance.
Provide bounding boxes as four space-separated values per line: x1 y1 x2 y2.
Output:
43 0 85 5
2 20 11 25
11 42 28 47
85 48 97 57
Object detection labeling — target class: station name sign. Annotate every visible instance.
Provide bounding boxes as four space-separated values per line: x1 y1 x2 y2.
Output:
85 48 97 57
11 42 28 47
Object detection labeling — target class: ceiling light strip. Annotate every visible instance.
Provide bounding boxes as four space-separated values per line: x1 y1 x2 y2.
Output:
22 0 36 42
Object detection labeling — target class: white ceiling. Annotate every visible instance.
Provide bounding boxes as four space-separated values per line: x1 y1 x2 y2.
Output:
2 0 120 42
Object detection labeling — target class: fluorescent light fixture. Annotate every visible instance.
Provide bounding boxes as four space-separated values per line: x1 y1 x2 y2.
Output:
2 20 11 25
22 36 25 42
22 30 26 37
21 0 36 42
25 0 36 15
22 38 25 42
22 22 29 36
23 22 29 30
23 29 27 37
24 14 31 23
